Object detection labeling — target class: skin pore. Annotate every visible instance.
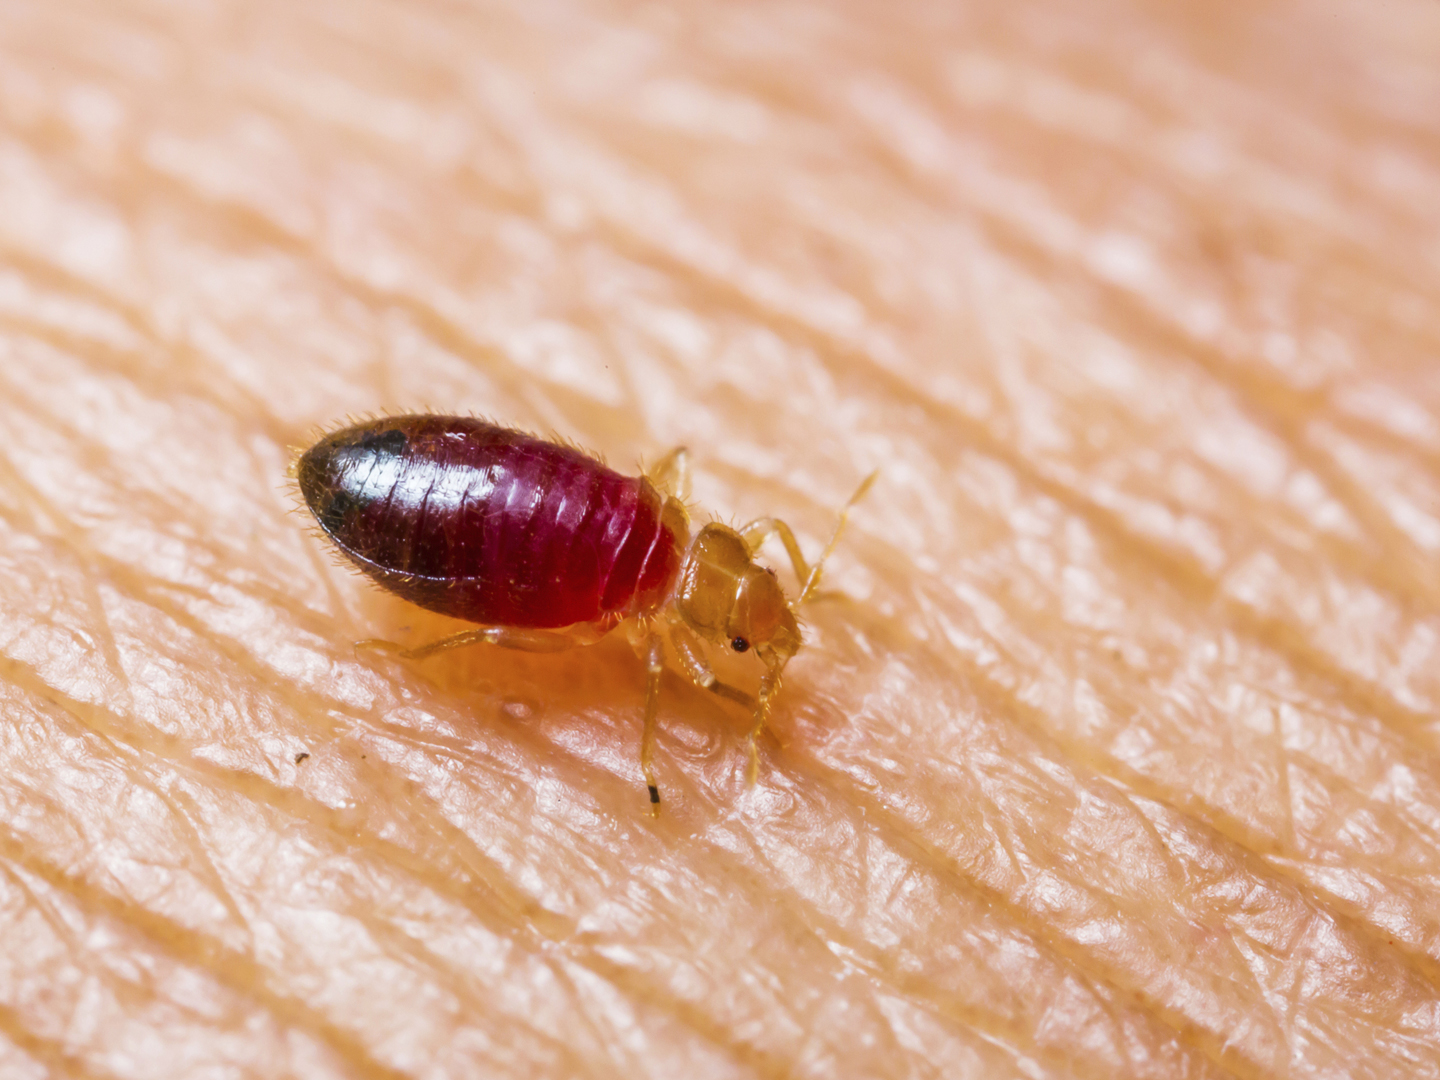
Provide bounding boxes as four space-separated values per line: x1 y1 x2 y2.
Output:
1 0 1439 1077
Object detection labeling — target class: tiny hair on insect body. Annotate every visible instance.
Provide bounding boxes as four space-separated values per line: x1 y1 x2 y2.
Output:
292 413 875 812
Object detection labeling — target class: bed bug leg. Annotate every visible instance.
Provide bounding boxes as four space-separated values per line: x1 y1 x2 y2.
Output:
708 680 757 710
356 625 584 660
739 517 813 586
640 634 667 814
667 620 757 711
668 618 781 790
742 471 878 604
746 665 784 787
646 446 691 501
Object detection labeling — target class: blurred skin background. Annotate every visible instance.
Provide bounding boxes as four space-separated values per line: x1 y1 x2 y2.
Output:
1 0 1439 1076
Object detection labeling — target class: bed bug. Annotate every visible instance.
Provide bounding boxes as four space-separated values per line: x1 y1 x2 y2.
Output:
294 414 873 810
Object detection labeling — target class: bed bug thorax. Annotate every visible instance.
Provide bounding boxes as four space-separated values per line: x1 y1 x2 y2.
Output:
293 414 873 812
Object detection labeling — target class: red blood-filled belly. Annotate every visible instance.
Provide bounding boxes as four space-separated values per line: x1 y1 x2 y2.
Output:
296 416 681 628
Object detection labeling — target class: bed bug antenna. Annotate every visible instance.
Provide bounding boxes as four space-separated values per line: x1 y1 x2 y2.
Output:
796 469 878 607
737 468 875 788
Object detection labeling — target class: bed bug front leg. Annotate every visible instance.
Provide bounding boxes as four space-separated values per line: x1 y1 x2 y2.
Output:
639 626 757 813
675 604 782 787
666 619 755 709
739 518 846 605
740 517 813 587
742 471 878 603
748 663 786 786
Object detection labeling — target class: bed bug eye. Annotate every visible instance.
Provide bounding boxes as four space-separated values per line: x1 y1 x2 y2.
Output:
731 637 750 653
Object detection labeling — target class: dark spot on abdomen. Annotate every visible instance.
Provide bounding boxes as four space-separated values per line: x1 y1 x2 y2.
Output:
320 490 357 534
360 428 408 455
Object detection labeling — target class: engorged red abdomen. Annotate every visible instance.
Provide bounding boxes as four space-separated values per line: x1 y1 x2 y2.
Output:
296 416 683 628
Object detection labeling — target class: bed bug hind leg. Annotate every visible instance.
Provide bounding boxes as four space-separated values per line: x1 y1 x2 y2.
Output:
356 624 586 661
640 634 666 815
646 446 691 501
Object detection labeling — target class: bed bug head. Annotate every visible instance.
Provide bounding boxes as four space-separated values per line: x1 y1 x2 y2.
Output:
674 470 877 676
675 524 802 671
673 470 875 786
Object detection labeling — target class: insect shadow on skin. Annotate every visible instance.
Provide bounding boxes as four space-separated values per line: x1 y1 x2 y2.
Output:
289 411 875 814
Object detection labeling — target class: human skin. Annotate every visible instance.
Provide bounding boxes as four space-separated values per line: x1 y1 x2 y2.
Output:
1 0 1439 1077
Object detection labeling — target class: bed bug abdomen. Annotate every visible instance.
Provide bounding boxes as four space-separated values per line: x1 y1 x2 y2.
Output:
296 416 684 628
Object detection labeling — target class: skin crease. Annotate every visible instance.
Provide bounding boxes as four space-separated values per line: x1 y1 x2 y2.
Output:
0 0 1439 1076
